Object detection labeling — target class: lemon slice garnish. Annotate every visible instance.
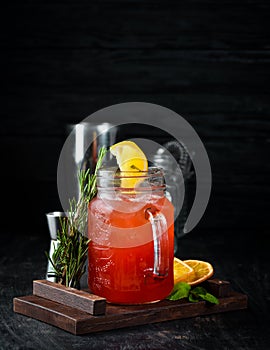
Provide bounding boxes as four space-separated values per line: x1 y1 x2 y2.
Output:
110 141 148 188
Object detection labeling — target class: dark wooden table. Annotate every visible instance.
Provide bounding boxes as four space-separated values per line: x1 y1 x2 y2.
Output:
1 229 269 350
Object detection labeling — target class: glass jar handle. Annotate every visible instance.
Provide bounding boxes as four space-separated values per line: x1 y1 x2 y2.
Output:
146 209 169 278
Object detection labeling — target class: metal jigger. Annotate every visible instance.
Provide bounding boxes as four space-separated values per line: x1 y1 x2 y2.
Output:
46 211 66 282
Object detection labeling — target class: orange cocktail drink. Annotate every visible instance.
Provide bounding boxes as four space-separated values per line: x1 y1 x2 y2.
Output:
88 167 174 304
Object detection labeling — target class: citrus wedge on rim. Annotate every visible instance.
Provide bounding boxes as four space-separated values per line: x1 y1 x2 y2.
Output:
183 259 214 286
173 257 195 284
110 140 148 188
110 140 148 172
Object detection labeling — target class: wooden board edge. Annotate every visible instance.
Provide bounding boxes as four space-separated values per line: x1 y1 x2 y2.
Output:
76 292 248 334
13 296 78 335
13 292 248 335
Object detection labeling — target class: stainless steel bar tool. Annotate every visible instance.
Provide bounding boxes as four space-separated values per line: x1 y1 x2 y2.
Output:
45 211 66 282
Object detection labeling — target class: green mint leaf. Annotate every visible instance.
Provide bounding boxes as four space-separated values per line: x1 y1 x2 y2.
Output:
191 286 207 296
189 286 219 304
167 282 219 304
188 293 200 303
198 292 219 305
167 282 191 301
171 281 191 295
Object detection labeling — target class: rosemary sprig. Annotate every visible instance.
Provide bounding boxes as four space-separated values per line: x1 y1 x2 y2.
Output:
46 146 107 288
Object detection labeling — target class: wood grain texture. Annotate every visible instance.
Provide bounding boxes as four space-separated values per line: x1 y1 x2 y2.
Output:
3 1 269 50
203 279 231 298
33 280 106 315
4 50 269 97
1 0 269 241
13 289 248 335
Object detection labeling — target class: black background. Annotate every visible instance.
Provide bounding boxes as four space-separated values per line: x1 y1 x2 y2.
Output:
2 0 269 242
1 1 270 349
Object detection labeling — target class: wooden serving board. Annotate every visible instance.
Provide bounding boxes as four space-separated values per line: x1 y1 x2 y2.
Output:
13 279 248 335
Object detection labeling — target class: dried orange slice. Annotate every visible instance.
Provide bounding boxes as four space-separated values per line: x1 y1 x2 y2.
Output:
173 257 195 284
183 259 214 286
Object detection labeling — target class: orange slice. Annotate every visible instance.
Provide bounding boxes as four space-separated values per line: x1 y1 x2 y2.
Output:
173 257 195 284
110 140 148 188
183 259 214 286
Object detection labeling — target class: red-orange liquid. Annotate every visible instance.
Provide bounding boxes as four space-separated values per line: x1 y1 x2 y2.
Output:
88 195 174 304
